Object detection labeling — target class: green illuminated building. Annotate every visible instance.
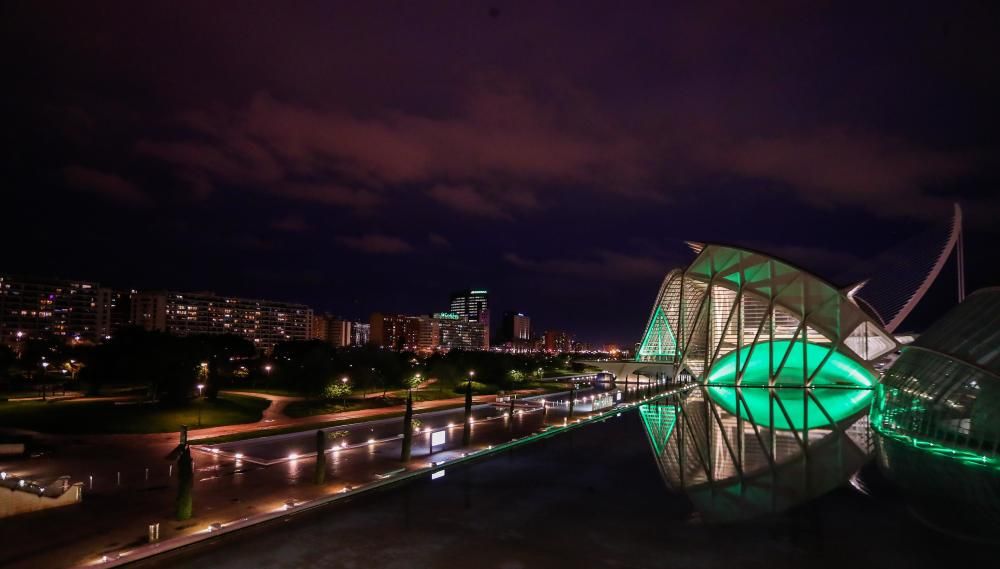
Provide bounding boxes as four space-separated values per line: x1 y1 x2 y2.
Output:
634 243 896 520
871 287 1000 534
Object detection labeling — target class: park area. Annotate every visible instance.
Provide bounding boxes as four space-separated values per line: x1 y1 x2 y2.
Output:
0 393 269 434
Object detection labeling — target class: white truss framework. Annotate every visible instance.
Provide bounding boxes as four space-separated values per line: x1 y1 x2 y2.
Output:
636 244 897 379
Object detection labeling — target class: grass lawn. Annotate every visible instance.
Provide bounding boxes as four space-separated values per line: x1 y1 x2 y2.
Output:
283 395 426 418
223 387 301 397
0 394 269 434
524 381 576 393
284 387 480 419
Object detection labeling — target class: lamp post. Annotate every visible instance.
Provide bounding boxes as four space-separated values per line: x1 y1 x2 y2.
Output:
463 370 474 446
340 376 349 407
40 361 49 401
196 383 205 426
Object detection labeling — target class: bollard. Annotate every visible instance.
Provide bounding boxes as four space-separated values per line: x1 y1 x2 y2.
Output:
117 472 121 486
169 464 173 478
89 475 93 490
145 468 149 482
148 522 160 543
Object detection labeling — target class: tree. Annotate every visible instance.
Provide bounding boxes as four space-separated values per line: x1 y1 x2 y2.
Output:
508 369 526 384
176 446 194 520
400 390 414 462
323 381 352 407
314 430 327 485
462 379 473 446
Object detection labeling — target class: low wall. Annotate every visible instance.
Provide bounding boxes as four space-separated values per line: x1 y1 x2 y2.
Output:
0 475 83 518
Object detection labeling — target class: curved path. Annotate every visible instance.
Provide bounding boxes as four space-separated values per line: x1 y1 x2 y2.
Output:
219 390 303 423
188 391 511 441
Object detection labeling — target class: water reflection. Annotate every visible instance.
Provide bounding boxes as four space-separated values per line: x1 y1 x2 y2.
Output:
640 385 872 522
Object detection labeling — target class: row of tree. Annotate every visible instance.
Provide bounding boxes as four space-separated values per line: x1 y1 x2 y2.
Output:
2 328 586 401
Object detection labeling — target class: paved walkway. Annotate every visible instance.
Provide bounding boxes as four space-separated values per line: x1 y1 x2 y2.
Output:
219 390 303 422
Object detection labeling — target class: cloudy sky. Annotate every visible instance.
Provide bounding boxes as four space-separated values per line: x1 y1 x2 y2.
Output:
3 2 998 344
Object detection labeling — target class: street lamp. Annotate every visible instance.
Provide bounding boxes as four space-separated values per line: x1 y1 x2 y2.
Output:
40 361 49 400
196 384 205 397
340 376 349 407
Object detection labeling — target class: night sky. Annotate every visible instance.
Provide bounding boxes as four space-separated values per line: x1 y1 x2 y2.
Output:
3 2 998 345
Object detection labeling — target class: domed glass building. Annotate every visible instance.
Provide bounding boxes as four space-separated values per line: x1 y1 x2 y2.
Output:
871 287 1000 533
634 243 897 520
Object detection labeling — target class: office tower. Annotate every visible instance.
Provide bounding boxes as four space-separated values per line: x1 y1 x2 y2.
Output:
449 289 489 348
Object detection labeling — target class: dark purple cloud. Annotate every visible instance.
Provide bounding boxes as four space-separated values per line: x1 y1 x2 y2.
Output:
3 1 998 343
337 234 413 255
64 165 151 207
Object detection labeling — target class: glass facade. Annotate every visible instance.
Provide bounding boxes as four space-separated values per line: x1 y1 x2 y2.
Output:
634 244 892 521
870 288 1000 534
449 289 489 348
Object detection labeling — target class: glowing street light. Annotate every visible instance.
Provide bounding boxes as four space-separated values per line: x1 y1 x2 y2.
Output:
340 376 350 406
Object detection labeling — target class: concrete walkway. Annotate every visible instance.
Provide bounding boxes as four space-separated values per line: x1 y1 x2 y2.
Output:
219 390 303 422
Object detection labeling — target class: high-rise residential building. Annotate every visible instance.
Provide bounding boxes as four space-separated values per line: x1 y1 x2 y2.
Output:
544 330 574 353
501 311 531 342
311 314 329 343
130 290 313 352
369 313 419 351
350 322 370 346
0 275 113 344
449 289 489 348
311 314 353 347
329 318 351 347
104 289 133 336
498 311 532 352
